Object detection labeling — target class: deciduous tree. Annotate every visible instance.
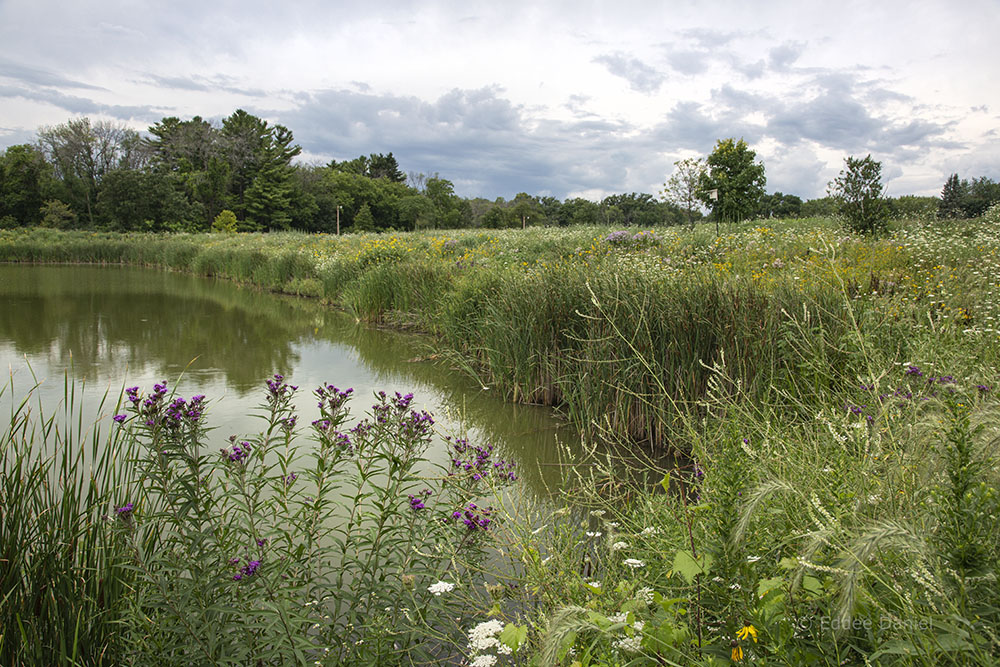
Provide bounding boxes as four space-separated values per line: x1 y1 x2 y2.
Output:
698 138 766 224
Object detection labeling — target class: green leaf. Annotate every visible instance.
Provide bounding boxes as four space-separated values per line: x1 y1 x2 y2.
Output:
757 577 784 600
672 549 713 584
499 623 528 651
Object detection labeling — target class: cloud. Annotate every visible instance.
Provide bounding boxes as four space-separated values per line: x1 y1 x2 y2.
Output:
592 52 666 93
767 41 805 71
0 85 162 122
0 57 105 91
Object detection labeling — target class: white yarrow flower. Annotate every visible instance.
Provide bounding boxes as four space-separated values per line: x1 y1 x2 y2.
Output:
623 558 645 569
611 541 629 551
470 655 497 667
427 581 455 596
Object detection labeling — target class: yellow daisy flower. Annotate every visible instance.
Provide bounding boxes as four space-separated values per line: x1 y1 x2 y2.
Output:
736 623 758 643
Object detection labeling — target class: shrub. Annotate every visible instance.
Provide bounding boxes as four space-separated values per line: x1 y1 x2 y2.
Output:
983 202 1000 225
212 209 238 233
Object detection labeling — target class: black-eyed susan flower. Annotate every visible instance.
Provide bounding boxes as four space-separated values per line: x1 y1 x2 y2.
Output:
736 622 758 643
730 639 743 661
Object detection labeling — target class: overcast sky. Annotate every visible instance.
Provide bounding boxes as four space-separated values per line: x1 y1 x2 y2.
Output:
1 0 997 201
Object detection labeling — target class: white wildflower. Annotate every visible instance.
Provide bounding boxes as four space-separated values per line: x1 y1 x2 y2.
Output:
586 580 601 588
623 558 645 569
585 531 602 538
497 643 512 655
590 509 606 517
607 521 620 528
609 612 628 624
633 620 645 632
636 586 654 604
611 541 629 551
468 619 505 649
746 555 761 563
640 526 659 536
427 581 455 596
470 655 497 667
613 635 642 653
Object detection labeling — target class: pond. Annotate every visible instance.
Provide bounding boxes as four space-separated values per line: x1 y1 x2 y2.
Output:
0 264 579 497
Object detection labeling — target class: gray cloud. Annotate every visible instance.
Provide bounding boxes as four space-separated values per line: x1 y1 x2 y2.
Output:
0 84 163 122
0 57 105 91
767 42 805 71
273 86 673 200
666 50 709 76
592 52 666 93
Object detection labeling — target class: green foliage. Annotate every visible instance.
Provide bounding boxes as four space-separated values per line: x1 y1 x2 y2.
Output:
353 202 376 232
39 199 77 229
983 202 1000 225
939 174 966 219
757 191 803 219
212 209 239 233
0 143 53 225
698 137 767 223
830 154 889 234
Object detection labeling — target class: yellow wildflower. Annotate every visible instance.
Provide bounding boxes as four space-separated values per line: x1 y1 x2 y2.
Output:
737 622 758 642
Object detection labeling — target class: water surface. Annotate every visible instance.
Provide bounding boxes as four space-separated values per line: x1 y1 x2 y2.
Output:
0 264 577 495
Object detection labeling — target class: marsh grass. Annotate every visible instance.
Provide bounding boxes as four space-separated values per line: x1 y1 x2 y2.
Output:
1 371 138 665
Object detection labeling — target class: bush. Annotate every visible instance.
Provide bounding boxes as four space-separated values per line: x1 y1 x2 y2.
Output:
212 209 238 233
983 202 1000 225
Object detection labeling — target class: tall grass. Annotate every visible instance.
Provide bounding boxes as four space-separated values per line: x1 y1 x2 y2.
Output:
3 219 999 452
1 372 139 665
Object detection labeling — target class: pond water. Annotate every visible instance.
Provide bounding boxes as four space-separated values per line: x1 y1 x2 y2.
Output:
0 264 579 496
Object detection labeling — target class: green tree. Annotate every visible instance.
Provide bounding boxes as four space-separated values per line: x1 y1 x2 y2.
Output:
962 177 1000 218
0 144 53 225
39 199 76 229
661 157 706 228
36 118 148 226
353 203 375 232
757 192 803 219
829 154 889 235
938 174 966 219
698 138 766 224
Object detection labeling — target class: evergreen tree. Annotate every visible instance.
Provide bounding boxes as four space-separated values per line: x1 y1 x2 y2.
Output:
353 203 375 232
938 173 966 219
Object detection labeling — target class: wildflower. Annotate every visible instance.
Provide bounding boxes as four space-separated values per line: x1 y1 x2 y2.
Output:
613 635 642 653
611 541 629 551
470 656 497 667
731 640 743 661
737 623 758 643
113 414 127 423
115 502 134 517
746 555 761 563
636 586 654 604
283 472 298 486
585 531 602 538
468 619 505 650
408 488 431 511
233 559 261 581
427 581 455 596
623 558 645 569
640 526 659 536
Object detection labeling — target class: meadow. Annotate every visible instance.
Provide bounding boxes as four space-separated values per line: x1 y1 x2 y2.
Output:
2 217 999 665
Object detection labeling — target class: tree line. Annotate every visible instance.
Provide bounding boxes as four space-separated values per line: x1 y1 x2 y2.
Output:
2 112 997 233
0 111 698 233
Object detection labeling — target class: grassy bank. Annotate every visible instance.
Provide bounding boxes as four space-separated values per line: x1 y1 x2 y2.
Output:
2 220 999 448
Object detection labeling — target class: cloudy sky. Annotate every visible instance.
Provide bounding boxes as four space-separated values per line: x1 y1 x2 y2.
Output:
1 0 997 201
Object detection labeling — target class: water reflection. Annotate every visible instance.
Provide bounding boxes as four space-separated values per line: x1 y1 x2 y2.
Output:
0 265 577 496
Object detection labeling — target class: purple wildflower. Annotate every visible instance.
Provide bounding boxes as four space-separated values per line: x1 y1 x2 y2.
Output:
113 414 127 423
115 502 134 517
